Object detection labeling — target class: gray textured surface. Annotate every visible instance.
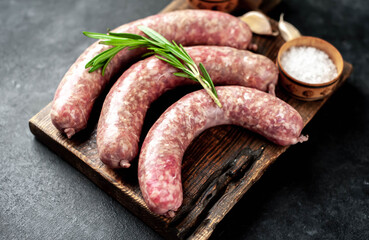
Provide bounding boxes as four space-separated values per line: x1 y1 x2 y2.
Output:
0 0 368 239
0 0 170 239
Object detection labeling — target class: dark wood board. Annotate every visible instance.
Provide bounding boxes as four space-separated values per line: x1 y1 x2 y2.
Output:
29 1 353 239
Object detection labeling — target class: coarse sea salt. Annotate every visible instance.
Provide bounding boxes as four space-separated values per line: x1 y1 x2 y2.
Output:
281 46 337 84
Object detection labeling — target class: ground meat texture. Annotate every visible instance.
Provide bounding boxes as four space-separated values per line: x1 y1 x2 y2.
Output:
97 46 278 168
138 86 308 217
50 9 253 138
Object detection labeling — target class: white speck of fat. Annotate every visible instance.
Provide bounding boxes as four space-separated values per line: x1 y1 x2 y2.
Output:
276 111 286 119
70 109 76 120
146 59 158 71
237 98 243 105
243 92 252 101
151 189 160 199
186 133 192 140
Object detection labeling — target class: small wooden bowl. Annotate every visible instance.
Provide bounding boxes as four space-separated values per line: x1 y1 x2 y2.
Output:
277 36 344 101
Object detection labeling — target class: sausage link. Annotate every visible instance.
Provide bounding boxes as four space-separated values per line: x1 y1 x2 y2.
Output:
50 10 253 138
97 46 278 168
138 86 308 217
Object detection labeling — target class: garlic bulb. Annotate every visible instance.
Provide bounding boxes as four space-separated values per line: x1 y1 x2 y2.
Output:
240 11 279 36
278 13 301 41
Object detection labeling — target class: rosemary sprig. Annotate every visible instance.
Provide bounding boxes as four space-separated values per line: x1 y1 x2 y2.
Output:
83 26 221 107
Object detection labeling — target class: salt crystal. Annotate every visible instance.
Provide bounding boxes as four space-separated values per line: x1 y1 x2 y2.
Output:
281 46 337 84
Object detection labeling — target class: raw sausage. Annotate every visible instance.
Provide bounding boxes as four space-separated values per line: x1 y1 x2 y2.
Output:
97 46 278 168
138 86 308 217
50 10 253 138
98 46 277 168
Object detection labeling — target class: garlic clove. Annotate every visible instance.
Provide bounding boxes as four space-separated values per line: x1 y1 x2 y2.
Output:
240 11 279 36
278 13 301 41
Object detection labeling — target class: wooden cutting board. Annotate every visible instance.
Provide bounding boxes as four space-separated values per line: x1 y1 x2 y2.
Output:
29 1 353 239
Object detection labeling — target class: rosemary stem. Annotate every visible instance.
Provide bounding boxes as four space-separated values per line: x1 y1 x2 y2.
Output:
197 76 222 108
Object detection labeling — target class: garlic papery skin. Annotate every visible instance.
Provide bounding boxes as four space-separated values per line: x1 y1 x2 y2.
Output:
240 11 279 36
278 13 301 41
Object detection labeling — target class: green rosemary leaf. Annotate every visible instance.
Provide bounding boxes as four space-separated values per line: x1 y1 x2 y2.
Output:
151 50 183 68
83 32 127 41
178 43 194 64
137 26 171 45
85 49 110 68
101 55 114 76
173 72 191 78
169 41 192 63
93 46 123 66
108 32 145 40
199 63 217 97
99 39 143 46
88 62 105 73
154 55 182 70
141 51 155 58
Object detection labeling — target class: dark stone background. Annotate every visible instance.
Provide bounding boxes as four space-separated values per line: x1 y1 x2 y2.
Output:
1 0 368 239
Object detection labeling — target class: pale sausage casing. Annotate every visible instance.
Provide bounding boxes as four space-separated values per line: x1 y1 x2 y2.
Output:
138 86 308 217
50 10 253 138
97 46 278 168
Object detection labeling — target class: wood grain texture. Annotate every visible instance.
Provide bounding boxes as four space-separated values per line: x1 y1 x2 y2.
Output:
29 1 353 239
